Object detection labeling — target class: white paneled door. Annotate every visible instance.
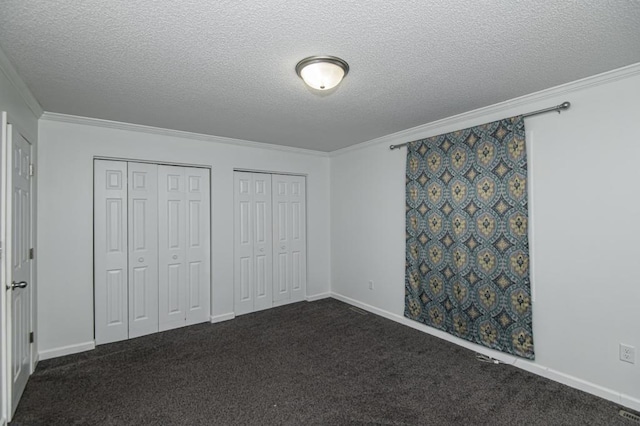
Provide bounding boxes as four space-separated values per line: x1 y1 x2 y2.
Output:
7 124 32 416
234 172 305 315
272 174 306 305
184 167 211 326
128 163 159 338
94 160 129 344
158 165 187 331
233 172 273 315
95 161 210 344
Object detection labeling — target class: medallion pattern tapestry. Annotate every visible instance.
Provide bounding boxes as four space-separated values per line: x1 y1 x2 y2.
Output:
404 116 534 359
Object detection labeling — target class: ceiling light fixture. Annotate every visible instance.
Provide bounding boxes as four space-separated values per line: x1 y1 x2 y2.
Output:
295 56 349 91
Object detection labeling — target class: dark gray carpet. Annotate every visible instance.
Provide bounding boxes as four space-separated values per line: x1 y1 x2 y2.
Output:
11 299 635 425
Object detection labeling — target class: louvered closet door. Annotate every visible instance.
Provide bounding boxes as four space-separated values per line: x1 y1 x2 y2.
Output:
272 175 306 305
128 162 159 338
234 172 273 315
184 167 211 325
158 165 188 331
94 160 129 345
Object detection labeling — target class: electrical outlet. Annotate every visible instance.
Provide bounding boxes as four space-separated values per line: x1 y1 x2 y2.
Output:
368 280 374 290
620 344 635 364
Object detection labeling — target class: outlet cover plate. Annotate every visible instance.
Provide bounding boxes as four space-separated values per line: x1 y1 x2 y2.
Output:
620 344 635 364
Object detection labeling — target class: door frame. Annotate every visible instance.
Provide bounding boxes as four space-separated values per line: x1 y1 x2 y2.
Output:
0 111 8 424
2 113 36 422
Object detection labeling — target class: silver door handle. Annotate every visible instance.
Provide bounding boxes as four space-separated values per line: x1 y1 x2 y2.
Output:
172 255 178 259
280 245 286 250
7 281 27 290
259 248 264 252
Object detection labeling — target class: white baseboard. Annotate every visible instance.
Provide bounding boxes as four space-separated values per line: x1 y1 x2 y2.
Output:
39 341 95 361
329 292 638 412
210 312 235 323
621 394 640 413
306 292 331 302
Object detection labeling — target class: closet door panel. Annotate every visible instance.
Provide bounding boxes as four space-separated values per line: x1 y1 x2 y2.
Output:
94 160 129 345
185 167 210 325
272 176 290 303
272 175 307 305
288 176 306 302
253 174 273 311
234 172 254 315
128 162 159 338
158 165 187 331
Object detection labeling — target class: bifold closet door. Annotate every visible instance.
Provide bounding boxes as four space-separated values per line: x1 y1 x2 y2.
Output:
272 174 306 305
234 172 273 315
184 167 211 326
97 161 210 344
158 165 210 331
95 160 129 344
128 162 159 338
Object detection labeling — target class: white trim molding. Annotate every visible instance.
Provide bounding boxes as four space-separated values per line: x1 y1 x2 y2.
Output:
330 62 640 157
305 292 331 302
210 313 236 324
329 292 639 412
621 395 640 413
41 112 330 157
38 341 96 361
0 46 43 118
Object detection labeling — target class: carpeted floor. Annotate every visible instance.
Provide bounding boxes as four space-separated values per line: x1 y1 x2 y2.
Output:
11 299 634 425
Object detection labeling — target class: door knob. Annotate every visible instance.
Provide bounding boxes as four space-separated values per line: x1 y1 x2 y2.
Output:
172 255 178 260
7 281 27 291
259 248 264 252
138 257 144 263
280 245 286 250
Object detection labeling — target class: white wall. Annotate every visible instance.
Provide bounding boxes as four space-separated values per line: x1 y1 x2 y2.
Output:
37 118 330 357
330 65 640 410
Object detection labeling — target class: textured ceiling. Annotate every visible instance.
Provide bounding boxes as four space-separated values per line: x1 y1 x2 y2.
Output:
1 1 639 152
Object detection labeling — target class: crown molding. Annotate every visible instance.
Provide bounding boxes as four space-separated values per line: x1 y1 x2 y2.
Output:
40 112 330 157
0 43 44 118
330 62 640 157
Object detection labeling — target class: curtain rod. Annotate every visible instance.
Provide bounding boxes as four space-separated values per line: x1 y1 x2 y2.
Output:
389 101 571 150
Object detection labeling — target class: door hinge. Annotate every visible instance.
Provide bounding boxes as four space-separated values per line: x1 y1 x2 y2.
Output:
29 163 35 177
29 332 34 344
29 248 34 260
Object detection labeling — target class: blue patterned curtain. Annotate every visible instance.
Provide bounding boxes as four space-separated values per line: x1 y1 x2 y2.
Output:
404 116 534 359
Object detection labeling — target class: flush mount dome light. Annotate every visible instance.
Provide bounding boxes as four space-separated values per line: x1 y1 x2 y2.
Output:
295 56 349 91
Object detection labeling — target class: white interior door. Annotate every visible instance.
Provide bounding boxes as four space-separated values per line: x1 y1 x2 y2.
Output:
234 172 254 315
128 162 159 338
272 175 306 305
234 172 273 315
252 174 273 311
184 167 210 325
94 160 129 345
287 175 306 303
7 124 32 416
158 165 187 331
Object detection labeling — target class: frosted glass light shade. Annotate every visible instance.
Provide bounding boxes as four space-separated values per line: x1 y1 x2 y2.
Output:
296 56 349 91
